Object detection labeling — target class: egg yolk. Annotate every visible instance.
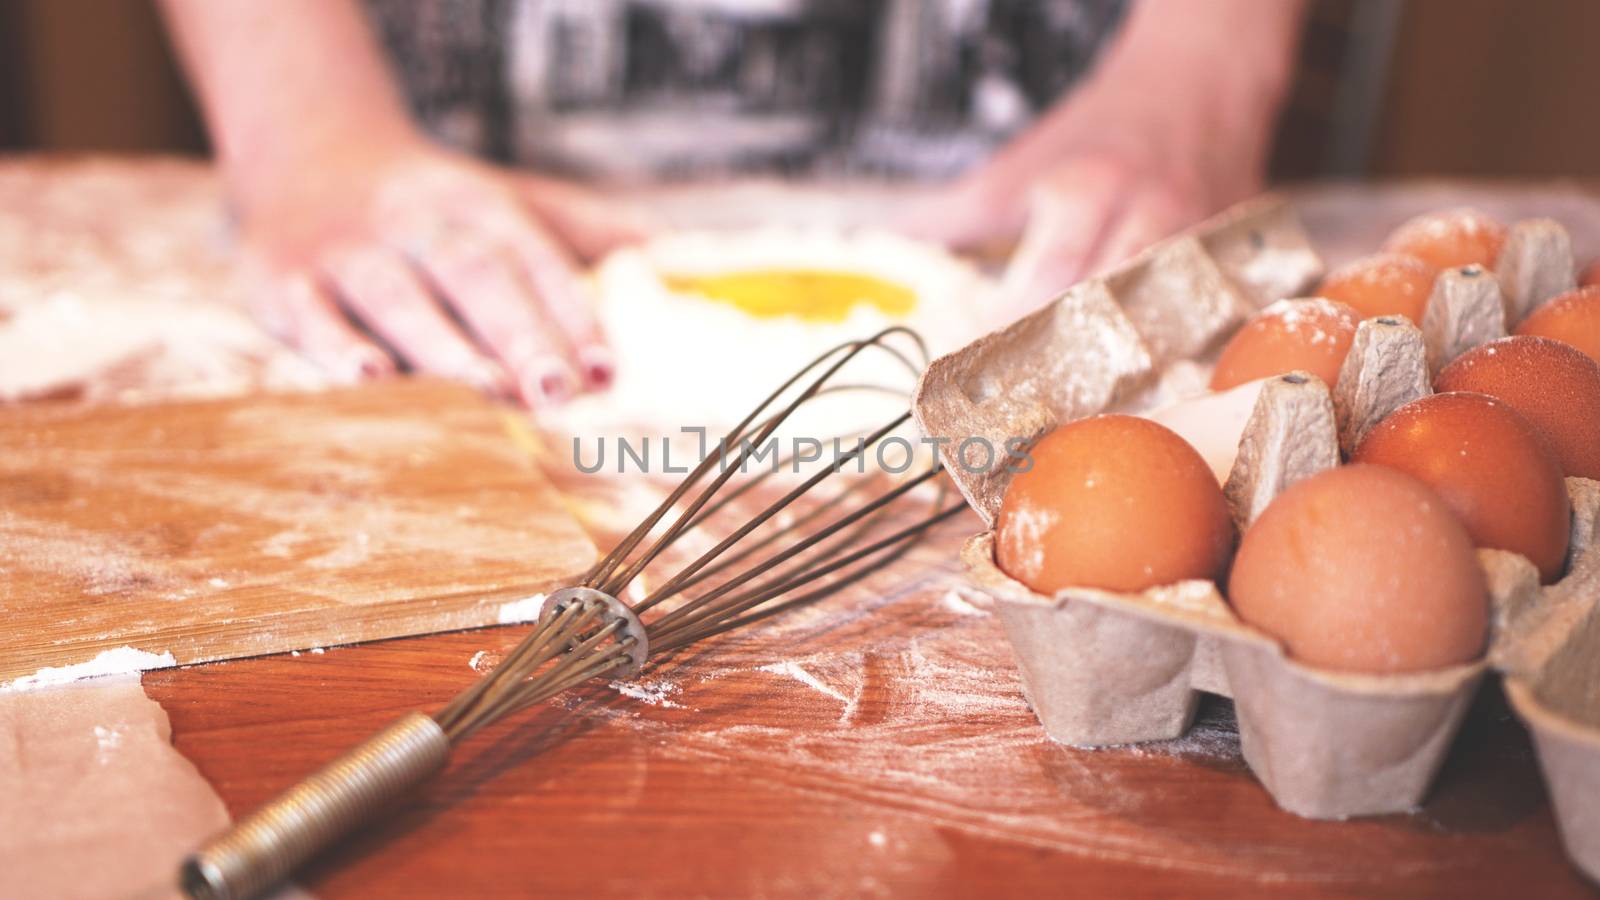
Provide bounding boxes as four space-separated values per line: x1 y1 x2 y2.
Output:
667 270 917 323
1383 208 1508 271
1515 285 1600 366
1317 253 1437 323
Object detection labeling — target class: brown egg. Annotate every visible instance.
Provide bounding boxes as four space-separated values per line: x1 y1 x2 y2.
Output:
1317 253 1436 323
1353 392 1570 582
1384 207 1508 271
1435 336 1600 480
995 415 1234 594
1580 259 1600 288
1515 285 1600 365
1228 465 1487 673
1210 298 1360 390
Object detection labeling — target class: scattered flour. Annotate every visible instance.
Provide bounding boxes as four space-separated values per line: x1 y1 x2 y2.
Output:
1109 698 1241 760
468 650 496 674
609 678 684 708
1258 297 1357 344
996 505 1056 583
758 659 859 725
542 567 1322 881
306 531 373 569
938 589 988 617
2 647 177 692
92 723 126 757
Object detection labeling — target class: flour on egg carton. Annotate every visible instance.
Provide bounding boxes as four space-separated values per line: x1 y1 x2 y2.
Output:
915 197 1600 877
911 195 1323 523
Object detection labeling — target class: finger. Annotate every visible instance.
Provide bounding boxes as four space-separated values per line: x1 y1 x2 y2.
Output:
513 173 658 262
995 175 1125 326
1080 188 1199 278
411 228 583 407
320 247 512 397
885 179 1012 251
243 263 394 384
477 210 616 392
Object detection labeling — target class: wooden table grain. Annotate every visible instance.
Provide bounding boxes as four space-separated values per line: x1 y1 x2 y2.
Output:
6 159 1599 897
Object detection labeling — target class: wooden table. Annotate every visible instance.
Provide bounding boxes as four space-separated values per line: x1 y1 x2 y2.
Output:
8 159 1600 896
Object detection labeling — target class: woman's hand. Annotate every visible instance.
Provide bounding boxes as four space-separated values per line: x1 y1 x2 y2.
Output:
161 0 652 407
235 138 649 405
957 74 1253 327
901 0 1306 329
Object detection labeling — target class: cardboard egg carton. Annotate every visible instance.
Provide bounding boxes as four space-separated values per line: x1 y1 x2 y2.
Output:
915 199 1600 876
1492 475 1600 881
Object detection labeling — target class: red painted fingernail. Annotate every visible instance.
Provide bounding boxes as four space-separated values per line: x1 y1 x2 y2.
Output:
531 368 575 406
334 347 392 383
358 356 389 379
578 345 615 390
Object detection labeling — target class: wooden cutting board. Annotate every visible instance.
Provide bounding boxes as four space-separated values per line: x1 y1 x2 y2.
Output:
0 379 597 684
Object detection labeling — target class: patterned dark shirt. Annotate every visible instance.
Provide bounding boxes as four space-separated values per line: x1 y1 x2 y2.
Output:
365 0 1128 182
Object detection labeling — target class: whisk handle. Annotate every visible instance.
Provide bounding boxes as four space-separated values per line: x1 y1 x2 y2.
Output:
180 711 450 900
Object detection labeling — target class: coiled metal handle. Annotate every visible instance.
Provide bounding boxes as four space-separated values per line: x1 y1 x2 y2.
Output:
181 711 450 900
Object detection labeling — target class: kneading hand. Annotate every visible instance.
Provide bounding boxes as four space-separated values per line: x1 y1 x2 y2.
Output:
160 0 655 407
235 139 652 406
899 0 1305 329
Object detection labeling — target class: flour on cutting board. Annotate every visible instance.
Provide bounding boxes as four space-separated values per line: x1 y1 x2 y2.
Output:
496 594 548 624
1 646 176 692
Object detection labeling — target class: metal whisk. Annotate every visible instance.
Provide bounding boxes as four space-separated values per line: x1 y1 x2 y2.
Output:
181 328 967 899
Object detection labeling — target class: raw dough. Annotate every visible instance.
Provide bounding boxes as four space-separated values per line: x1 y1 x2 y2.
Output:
0 676 226 899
